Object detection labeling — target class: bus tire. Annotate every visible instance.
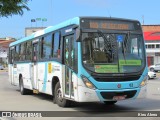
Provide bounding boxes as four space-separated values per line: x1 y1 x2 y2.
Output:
19 77 29 95
104 101 117 105
54 82 70 107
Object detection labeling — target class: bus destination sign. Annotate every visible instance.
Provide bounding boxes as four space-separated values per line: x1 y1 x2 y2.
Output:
90 21 130 30
81 19 137 30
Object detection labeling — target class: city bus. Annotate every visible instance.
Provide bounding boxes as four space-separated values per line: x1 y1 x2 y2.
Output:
8 17 148 107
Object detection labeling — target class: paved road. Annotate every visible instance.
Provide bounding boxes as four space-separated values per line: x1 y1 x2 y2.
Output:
0 72 160 120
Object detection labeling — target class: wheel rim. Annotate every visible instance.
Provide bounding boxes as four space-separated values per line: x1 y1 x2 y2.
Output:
56 88 63 102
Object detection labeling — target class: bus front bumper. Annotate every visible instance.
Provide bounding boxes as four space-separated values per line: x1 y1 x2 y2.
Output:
77 85 147 102
96 85 147 101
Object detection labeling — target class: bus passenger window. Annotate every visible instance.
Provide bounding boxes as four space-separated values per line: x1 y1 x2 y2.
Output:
15 45 20 61
33 46 36 61
19 43 26 61
53 32 60 58
41 34 52 59
33 44 38 62
9 48 14 64
26 41 32 61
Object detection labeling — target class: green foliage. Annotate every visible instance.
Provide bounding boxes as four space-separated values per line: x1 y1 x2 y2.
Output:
0 0 30 17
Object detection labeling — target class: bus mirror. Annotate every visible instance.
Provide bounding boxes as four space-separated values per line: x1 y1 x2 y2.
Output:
75 28 80 42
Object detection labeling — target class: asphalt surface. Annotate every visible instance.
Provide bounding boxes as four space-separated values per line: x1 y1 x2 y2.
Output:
0 71 160 120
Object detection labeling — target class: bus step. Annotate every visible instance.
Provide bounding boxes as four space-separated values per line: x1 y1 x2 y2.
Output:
33 89 39 94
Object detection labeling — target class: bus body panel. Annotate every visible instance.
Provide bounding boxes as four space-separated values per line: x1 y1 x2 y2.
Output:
77 86 100 102
17 63 32 89
37 62 63 95
71 72 79 101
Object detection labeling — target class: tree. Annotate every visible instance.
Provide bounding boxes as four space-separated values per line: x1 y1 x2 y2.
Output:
0 0 30 17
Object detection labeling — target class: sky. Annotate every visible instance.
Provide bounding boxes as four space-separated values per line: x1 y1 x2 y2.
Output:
0 0 160 39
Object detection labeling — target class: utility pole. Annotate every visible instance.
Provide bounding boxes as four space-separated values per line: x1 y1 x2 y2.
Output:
142 15 144 25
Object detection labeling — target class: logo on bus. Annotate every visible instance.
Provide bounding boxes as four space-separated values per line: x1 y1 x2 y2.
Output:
117 84 121 88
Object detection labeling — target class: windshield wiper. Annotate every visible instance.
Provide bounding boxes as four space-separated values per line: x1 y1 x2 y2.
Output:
124 32 130 50
122 32 130 63
122 41 126 63
97 30 113 62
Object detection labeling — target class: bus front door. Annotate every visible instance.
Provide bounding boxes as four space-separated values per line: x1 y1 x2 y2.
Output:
63 35 76 99
32 42 39 91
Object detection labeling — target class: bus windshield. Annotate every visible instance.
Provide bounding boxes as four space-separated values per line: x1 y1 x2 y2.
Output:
82 32 145 73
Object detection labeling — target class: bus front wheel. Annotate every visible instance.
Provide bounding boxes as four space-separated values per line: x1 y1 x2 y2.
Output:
54 82 70 107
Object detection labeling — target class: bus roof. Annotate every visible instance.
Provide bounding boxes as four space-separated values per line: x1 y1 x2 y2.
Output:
9 16 140 47
9 17 80 47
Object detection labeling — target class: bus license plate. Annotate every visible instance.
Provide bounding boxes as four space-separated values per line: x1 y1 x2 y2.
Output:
113 95 126 100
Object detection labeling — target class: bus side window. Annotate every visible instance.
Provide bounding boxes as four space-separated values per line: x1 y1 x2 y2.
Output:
19 43 26 61
9 48 14 64
53 32 60 58
19 44 21 61
33 45 37 62
15 45 20 61
26 41 32 61
41 34 52 59
41 37 44 59
11 50 14 63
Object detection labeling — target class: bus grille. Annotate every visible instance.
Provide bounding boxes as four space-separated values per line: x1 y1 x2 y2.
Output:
100 90 137 99
93 76 140 82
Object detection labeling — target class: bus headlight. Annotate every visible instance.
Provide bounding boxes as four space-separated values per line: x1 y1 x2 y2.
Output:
140 76 148 87
81 75 96 89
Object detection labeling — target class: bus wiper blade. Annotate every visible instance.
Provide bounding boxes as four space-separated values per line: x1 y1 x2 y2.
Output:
97 30 113 62
122 42 126 63
122 32 130 63
124 32 130 50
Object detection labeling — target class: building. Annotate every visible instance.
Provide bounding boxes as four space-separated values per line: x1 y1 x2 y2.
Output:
142 25 160 66
0 37 15 66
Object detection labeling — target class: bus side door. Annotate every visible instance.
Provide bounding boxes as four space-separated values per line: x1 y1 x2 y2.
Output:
32 41 39 90
63 34 78 100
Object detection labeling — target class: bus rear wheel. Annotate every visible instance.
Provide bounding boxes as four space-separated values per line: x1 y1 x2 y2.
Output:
19 77 30 95
54 82 70 107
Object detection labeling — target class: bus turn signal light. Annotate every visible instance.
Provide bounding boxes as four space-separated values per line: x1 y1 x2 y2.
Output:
140 76 148 87
81 75 96 89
